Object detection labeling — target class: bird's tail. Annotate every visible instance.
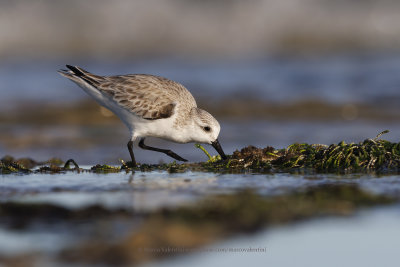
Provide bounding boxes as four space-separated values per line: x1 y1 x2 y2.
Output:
58 65 105 88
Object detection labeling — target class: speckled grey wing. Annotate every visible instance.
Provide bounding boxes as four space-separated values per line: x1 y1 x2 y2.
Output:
61 65 196 120
98 74 194 120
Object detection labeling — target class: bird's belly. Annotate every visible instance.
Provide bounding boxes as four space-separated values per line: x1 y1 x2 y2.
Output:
97 99 190 143
133 118 190 143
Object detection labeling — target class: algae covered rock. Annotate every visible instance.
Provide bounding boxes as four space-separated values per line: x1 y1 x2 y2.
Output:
0 156 31 174
204 131 400 172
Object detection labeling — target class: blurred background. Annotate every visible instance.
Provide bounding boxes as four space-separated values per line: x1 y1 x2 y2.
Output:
1 0 400 164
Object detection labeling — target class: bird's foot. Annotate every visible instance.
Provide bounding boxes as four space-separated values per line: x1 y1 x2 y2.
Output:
123 160 137 168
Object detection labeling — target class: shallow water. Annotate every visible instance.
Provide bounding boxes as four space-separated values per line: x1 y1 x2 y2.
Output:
2 171 400 211
155 205 400 267
1 170 400 262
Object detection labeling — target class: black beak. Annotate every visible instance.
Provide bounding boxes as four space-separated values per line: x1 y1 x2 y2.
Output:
211 139 227 160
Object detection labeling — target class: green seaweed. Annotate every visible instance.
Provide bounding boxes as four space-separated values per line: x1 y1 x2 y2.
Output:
0 159 31 174
91 164 121 173
208 130 400 173
2 130 400 174
195 143 221 162
38 165 63 173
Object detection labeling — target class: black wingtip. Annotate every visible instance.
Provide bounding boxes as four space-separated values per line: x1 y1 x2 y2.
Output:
66 65 84 76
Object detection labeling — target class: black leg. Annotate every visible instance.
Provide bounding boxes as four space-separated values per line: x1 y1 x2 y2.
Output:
138 138 188 162
127 140 136 166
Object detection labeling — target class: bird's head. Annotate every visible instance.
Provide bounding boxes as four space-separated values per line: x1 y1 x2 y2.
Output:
189 108 227 159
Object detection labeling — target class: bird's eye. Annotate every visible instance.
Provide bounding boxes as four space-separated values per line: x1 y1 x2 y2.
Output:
203 126 211 132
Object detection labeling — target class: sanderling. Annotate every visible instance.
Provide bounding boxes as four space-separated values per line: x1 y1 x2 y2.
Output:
58 65 227 165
